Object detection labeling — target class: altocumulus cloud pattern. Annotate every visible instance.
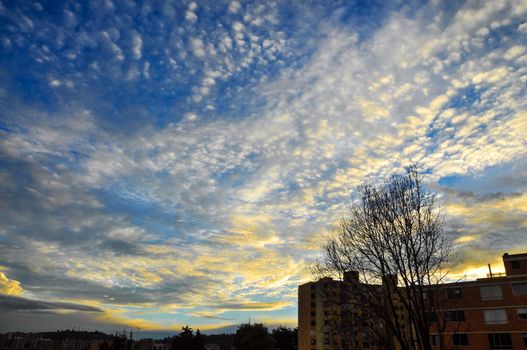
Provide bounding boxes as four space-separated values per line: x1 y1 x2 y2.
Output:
0 0 526 332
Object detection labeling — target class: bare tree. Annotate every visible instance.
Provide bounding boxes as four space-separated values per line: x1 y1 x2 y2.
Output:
314 165 454 350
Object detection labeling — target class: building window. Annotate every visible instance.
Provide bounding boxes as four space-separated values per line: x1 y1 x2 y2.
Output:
423 289 434 300
447 288 462 299
453 334 468 346
488 333 512 349
311 302 316 307
311 339 316 345
517 308 527 320
484 309 508 324
447 310 465 322
311 320 315 326
429 335 439 347
511 260 520 269
426 311 437 323
523 333 527 346
480 285 503 301
311 311 316 317
512 282 527 295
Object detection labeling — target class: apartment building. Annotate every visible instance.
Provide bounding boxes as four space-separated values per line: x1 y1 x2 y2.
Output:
429 252 527 349
299 271 400 350
298 276 341 350
298 252 527 350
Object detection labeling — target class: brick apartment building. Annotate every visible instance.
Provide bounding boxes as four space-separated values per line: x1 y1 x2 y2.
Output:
298 276 342 350
298 252 527 350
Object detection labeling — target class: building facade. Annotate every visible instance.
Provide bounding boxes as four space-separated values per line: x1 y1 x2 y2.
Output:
298 277 342 350
429 252 527 350
299 272 398 350
299 252 527 350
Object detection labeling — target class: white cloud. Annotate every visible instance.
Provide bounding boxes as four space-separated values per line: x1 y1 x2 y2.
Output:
504 45 526 60
132 33 143 59
219 34 233 52
143 61 150 78
185 11 198 23
104 0 115 12
228 1 241 14
190 37 206 58
232 21 245 32
101 31 124 61
185 113 198 121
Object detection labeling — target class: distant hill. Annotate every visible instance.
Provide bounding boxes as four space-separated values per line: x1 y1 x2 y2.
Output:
202 325 239 335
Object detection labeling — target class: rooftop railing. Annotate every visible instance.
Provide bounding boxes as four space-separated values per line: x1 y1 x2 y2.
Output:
486 272 506 278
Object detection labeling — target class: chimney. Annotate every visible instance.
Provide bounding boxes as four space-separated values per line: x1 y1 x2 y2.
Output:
382 274 398 287
343 271 359 283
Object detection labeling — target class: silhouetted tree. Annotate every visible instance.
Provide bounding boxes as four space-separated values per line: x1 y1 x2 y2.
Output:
202 333 235 350
232 323 274 350
272 326 297 350
112 331 128 350
315 165 454 350
99 341 110 350
195 329 205 349
171 326 205 350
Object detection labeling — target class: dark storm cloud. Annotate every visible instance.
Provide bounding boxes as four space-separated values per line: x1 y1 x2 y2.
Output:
0 258 221 307
0 294 102 313
190 312 235 321
98 239 143 256
440 187 523 202
0 310 121 333
210 301 292 310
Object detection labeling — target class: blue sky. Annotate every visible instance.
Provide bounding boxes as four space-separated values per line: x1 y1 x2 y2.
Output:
1 0 527 333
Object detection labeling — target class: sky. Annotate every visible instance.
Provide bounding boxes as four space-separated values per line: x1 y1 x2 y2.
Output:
0 0 526 335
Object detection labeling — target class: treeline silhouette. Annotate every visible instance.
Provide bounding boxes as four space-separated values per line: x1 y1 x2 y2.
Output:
6 330 113 341
1 325 297 350
166 324 297 350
